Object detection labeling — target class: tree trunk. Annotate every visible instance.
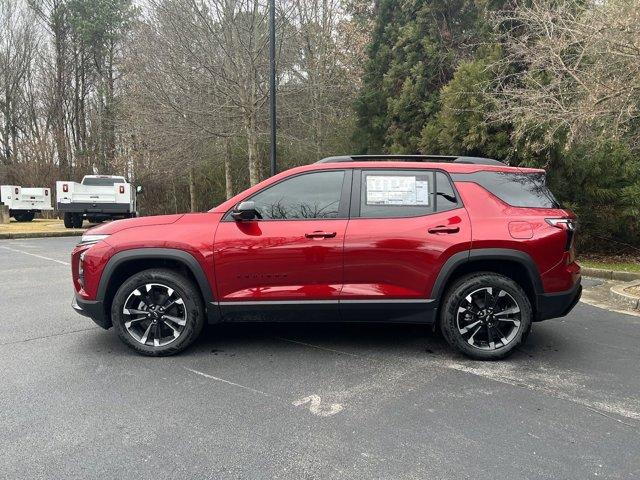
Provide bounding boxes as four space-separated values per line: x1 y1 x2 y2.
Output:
224 138 233 199
188 167 197 212
52 3 69 177
247 111 260 186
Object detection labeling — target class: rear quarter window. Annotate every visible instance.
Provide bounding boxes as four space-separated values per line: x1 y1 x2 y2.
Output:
452 171 560 208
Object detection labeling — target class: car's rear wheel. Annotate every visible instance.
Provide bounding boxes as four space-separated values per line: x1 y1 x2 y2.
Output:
440 273 532 360
111 268 205 356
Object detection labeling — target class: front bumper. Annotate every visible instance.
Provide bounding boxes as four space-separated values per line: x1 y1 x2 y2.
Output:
535 279 582 321
72 295 111 329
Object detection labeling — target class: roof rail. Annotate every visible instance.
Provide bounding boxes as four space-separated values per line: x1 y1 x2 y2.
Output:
316 154 506 166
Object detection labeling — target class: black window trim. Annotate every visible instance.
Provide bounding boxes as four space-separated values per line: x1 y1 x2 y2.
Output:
222 169 353 222
350 168 462 219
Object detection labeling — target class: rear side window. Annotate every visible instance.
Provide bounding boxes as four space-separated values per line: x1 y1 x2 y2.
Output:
453 171 560 208
359 170 435 218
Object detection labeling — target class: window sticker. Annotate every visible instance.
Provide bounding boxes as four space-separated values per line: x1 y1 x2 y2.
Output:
366 175 430 206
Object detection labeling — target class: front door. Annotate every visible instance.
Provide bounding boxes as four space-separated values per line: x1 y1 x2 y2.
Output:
213 169 351 321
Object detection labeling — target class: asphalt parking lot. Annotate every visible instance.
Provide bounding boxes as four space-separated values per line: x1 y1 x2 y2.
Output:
1 236 639 479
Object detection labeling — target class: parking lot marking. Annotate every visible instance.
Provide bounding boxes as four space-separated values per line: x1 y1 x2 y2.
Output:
275 337 361 357
0 246 70 266
446 362 640 427
292 395 344 417
184 367 276 398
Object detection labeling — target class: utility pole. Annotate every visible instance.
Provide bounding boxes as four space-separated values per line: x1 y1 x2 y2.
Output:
269 0 277 176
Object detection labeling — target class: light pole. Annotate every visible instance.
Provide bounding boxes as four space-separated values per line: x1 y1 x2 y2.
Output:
269 0 277 176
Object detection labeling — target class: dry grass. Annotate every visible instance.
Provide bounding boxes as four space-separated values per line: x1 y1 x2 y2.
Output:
0 218 87 234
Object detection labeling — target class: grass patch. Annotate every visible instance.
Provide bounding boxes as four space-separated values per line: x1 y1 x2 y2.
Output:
580 259 640 273
0 218 86 234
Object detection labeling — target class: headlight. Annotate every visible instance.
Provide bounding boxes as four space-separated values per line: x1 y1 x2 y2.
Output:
79 234 110 246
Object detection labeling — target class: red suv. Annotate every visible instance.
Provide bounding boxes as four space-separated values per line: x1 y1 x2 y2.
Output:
71 155 581 360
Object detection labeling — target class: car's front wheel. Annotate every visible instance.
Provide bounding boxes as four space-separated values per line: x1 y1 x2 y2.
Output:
111 268 205 356
440 273 532 360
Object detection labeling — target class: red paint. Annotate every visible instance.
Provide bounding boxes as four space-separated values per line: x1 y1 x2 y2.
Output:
71 160 579 314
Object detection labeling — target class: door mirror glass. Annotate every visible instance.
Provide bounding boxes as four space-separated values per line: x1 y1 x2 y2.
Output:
232 201 260 221
135 185 144 195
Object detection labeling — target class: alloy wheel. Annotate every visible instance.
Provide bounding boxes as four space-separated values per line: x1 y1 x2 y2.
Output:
122 283 187 347
456 286 522 351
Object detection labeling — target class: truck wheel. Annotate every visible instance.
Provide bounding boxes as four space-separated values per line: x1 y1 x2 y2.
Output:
111 268 206 356
14 212 34 222
72 213 83 228
63 212 74 228
440 273 532 360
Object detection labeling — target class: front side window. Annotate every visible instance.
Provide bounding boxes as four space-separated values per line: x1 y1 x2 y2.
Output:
360 170 435 218
248 170 345 220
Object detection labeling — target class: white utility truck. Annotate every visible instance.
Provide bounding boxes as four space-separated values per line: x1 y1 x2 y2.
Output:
0 185 53 222
56 175 141 228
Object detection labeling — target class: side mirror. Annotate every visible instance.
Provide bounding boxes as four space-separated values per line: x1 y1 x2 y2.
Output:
136 185 144 195
232 201 260 221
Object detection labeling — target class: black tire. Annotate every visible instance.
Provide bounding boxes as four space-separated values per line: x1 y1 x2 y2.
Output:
440 272 532 360
111 268 205 356
14 211 34 222
63 212 73 228
72 213 83 228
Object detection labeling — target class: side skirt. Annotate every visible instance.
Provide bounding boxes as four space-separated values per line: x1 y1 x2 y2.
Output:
212 299 438 324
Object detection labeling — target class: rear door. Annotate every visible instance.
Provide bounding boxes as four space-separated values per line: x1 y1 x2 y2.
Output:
341 168 471 321
214 169 351 321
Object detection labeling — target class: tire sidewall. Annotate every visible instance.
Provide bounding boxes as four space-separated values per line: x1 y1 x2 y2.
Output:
111 269 205 356
440 273 532 360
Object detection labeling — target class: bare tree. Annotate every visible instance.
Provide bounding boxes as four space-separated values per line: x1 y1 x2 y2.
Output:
489 0 640 150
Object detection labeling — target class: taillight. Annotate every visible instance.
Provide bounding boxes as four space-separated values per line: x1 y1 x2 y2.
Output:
63 184 68 193
119 185 125 194
14 187 18 194
546 218 577 251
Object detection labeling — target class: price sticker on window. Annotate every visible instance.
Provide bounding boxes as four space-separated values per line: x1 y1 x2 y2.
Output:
366 175 430 206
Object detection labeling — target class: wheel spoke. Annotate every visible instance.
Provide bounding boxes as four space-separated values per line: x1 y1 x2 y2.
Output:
153 321 162 347
486 324 495 350
123 308 148 316
163 314 186 327
460 319 481 334
124 316 147 328
140 323 153 344
467 325 482 346
497 318 521 327
162 319 181 338
494 306 520 317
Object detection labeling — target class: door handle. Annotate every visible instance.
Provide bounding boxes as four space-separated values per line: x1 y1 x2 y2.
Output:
305 231 337 239
428 225 460 234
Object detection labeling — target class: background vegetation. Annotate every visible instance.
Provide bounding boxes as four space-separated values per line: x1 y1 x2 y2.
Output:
1 0 638 254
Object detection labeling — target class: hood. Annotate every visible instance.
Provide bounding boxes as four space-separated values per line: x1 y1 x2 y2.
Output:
86 214 184 235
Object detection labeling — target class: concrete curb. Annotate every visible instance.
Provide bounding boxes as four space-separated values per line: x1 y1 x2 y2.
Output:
0 230 84 240
581 266 640 282
609 281 640 311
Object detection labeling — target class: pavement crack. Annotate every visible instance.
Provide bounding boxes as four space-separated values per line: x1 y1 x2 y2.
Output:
0 327 99 347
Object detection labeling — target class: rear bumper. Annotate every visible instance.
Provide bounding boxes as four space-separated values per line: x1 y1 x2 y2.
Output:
535 279 582 321
72 295 111 329
57 202 131 214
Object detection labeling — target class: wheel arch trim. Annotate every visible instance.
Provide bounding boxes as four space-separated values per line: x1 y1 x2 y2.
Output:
96 248 215 305
431 248 543 299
